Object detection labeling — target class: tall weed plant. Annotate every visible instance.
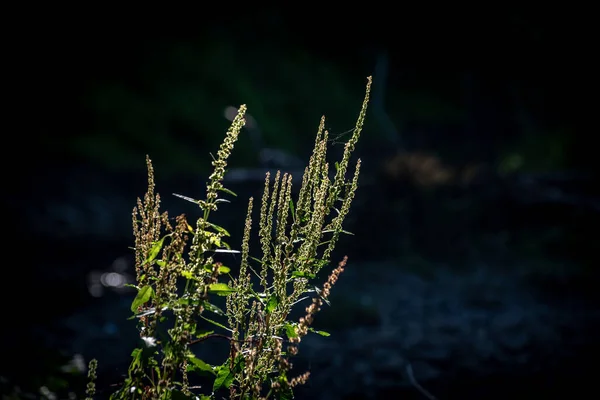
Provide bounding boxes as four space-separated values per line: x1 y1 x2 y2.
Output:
87 77 372 400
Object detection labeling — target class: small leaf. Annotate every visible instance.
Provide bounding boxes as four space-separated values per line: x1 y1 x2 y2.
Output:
202 301 225 316
250 256 265 265
266 294 278 313
309 327 330 337
131 286 154 312
291 271 316 279
145 238 165 265
284 323 298 339
195 330 214 339
205 221 231 237
200 315 231 331
178 298 190 306
289 199 296 222
156 260 166 268
218 187 237 197
181 270 196 280
208 283 235 296
202 264 230 274
218 265 231 274
187 356 215 375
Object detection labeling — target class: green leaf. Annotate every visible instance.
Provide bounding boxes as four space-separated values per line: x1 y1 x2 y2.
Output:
289 199 296 222
202 301 225 316
156 260 166 268
205 221 231 237
208 283 235 296
291 271 316 279
284 323 298 339
187 356 215 375
213 365 234 392
309 327 330 337
181 270 197 280
195 330 215 339
203 264 231 274
213 356 243 392
130 285 154 312
250 256 265 265
144 237 165 265
266 294 278 313
218 265 231 274
178 298 190 306
209 235 222 247
218 187 237 197
128 348 143 378
200 315 231 331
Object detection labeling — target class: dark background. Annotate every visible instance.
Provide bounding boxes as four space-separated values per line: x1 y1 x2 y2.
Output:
3 6 598 399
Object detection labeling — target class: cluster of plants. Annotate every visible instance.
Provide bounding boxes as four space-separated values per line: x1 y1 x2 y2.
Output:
85 77 372 399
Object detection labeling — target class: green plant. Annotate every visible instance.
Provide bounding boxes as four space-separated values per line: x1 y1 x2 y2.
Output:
96 76 372 400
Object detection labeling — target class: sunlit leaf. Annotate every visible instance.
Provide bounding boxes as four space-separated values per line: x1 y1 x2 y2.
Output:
205 221 231 237
144 237 165 265
204 264 231 274
309 328 330 337
131 286 154 312
291 271 316 279
213 364 233 392
266 294 278 313
181 270 197 280
208 283 235 296
284 323 298 339
218 265 231 274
